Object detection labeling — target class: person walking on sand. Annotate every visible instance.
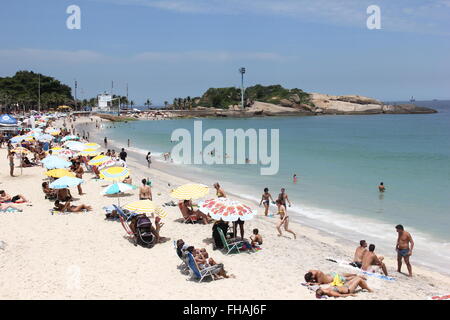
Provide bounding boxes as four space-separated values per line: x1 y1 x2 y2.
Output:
278 188 291 209
146 152 152 168
119 148 127 162
378 182 385 192
8 151 15 177
74 162 84 195
259 187 274 216
395 224 414 277
275 199 296 239
139 179 152 201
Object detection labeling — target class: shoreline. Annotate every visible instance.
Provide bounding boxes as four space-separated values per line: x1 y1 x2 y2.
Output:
1 115 449 299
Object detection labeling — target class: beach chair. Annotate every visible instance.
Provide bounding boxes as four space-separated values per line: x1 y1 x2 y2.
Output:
217 228 246 255
186 252 222 283
173 241 189 273
177 202 199 224
119 215 137 246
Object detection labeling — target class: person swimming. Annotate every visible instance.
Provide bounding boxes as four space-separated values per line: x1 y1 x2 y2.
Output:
378 182 385 192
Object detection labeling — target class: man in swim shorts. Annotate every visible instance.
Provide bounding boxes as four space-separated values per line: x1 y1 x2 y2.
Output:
361 244 388 276
396 224 414 277
351 240 368 268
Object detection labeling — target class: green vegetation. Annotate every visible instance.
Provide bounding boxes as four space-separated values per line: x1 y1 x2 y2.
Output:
171 84 312 109
0 71 73 111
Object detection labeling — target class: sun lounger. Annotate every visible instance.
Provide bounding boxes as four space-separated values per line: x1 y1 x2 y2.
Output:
186 252 222 283
217 228 248 255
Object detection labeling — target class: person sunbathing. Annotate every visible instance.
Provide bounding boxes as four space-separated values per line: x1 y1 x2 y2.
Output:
189 246 231 279
0 190 28 203
315 276 373 298
361 244 388 276
304 270 359 285
179 200 210 224
0 203 23 212
42 182 57 200
54 200 92 213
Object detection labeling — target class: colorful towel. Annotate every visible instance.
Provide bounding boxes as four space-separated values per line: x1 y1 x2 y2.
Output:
428 294 450 300
326 257 395 281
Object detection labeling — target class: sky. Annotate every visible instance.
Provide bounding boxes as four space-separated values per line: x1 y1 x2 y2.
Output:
0 0 449 105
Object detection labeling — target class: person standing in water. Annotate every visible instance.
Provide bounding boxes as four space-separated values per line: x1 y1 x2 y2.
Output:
278 188 291 209
293 174 298 184
275 199 296 239
146 152 152 168
395 224 414 277
127 139 130 147
378 182 386 192
259 188 274 216
104 137 108 147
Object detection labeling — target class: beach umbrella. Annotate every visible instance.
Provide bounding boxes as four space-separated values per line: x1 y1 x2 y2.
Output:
102 182 137 195
11 147 31 154
61 135 79 142
50 130 61 136
170 183 210 200
123 200 167 218
42 155 72 170
88 155 111 166
64 141 87 151
98 159 126 170
197 198 256 222
36 133 53 142
84 142 100 149
78 148 100 157
49 176 84 189
45 168 75 178
99 166 130 182
57 149 76 158
23 136 34 142
51 147 63 152
10 135 27 143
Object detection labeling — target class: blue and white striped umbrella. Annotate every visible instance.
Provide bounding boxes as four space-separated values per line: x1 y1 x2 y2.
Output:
49 176 84 189
61 135 80 142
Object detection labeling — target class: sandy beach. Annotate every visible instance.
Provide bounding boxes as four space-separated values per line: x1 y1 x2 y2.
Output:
1 115 450 300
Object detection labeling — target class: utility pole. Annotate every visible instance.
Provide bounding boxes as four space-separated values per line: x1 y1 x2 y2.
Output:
239 67 246 110
38 74 41 113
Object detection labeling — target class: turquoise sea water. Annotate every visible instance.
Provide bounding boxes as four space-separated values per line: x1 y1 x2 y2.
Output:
98 101 450 273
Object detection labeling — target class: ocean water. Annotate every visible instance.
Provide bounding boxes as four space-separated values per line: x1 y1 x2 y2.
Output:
98 101 450 274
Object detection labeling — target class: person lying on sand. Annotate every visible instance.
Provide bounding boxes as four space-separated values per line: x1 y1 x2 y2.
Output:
304 270 359 285
54 200 92 213
361 244 388 276
0 203 23 212
350 240 368 268
0 190 28 203
250 228 263 247
315 276 373 298
188 246 232 279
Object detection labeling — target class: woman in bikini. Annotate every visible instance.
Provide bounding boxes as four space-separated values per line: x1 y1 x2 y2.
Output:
315 276 373 298
259 187 274 216
214 183 226 198
275 199 296 239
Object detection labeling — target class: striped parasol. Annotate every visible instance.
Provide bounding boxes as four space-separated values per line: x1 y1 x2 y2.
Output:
170 183 209 200
197 198 256 222
78 148 100 157
45 168 76 178
88 155 111 166
11 147 31 154
123 200 167 218
99 166 130 182
84 142 101 149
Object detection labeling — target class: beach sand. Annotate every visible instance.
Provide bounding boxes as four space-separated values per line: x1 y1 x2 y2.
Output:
1 115 449 300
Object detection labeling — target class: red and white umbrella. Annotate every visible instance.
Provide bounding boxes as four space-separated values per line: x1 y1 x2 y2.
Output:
198 198 256 222
99 159 126 170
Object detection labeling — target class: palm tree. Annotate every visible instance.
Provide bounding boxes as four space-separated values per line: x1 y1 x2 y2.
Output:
187 96 192 110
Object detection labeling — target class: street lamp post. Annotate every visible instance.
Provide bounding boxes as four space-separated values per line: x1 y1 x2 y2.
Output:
239 67 246 110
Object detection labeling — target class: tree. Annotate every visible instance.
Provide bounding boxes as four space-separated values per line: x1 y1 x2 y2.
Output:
164 101 168 109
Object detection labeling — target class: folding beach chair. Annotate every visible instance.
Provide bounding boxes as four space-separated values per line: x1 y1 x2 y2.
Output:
217 228 247 255
186 252 222 283
178 202 198 224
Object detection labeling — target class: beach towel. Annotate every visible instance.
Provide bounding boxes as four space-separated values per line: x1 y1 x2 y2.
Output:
0 207 21 213
326 257 395 281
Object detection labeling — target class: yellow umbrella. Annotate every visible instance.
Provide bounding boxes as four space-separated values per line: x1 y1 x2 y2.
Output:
99 166 130 182
24 136 34 141
88 155 111 166
78 148 100 157
45 168 75 178
123 200 168 218
50 130 61 136
170 183 210 200
12 147 31 154
84 142 101 149
51 147 63 152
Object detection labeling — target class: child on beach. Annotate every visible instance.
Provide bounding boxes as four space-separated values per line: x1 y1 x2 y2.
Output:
250 229 263 247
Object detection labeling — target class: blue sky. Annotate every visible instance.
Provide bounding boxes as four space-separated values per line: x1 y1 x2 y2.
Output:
0 0 449 104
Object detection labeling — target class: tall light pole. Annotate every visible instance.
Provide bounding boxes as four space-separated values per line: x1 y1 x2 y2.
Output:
74 79 78 111
239 67 246 110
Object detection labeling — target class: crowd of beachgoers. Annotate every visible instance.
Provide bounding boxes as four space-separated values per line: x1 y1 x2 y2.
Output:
0 113 449 300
